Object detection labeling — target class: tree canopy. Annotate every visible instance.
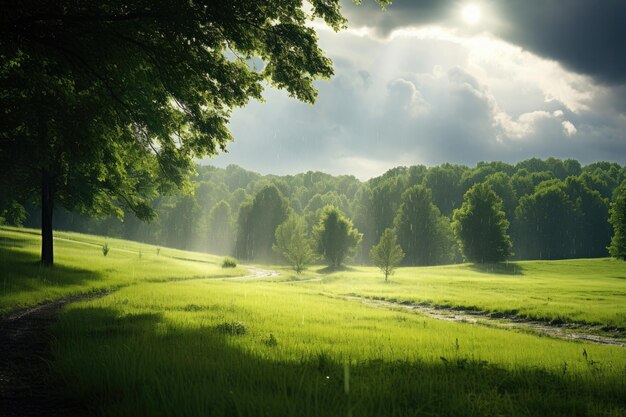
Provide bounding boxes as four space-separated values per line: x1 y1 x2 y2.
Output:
314 205 362 268
235 184 290 261
609 181 626 260
11 159 626 266
273 215 316 273
207 200 233 256
393 185 455 266
453 183 512 263
0 0 360 265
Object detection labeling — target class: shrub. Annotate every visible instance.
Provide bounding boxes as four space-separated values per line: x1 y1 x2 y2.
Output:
263 333 278 347
222 257 237 268
102 242 110 256
216 321 247 335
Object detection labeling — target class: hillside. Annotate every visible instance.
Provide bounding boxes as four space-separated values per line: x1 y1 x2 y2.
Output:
1 228 625 416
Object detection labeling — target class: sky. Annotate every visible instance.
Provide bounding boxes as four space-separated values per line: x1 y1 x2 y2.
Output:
205 0 626 180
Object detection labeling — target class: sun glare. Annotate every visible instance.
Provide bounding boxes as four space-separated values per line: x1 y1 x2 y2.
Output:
462 4 481 24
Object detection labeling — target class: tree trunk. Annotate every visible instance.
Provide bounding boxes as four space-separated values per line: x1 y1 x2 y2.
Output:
41 170 54 267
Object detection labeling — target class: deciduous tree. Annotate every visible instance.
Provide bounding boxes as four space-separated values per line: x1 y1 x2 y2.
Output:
453 183 512 263
207 201 233 256
273 216 316 273
370 228 404 281
0 0 359 265
313 206 362 268
609 182 626 260
234 185 290 261
393 185 456 266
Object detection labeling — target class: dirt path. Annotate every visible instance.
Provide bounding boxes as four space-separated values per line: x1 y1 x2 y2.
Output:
230 268 280 280
0 268 278 417
0 292 111 417
334 294 626 347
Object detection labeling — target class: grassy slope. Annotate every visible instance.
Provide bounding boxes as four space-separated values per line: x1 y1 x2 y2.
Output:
2 227 625 415
0 226 246 315
295 260 626 329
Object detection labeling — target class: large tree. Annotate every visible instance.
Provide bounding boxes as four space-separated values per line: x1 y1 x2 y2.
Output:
564 177 611 258
393 185 456 266
207 200 233 256
422 164 466 216
453 183 512 263
512 178 609 260
234 184 290 261
273 215 316 273
313 205 362 268
0 0 362 266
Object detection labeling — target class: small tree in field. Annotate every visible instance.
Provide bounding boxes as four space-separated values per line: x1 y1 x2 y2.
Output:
609 182 626 260
453 183 512 263
370 229 404 281
314 206 362 268
273 216 316 273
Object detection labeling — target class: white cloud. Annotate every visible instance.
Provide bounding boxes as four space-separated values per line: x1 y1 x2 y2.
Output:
562 121 578 136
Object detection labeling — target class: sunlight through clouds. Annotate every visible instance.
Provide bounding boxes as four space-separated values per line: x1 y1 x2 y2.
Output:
208 4 626 178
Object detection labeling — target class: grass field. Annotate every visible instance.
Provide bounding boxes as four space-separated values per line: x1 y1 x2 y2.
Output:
294 260 626 330
0 226 246 315
2 227 625 416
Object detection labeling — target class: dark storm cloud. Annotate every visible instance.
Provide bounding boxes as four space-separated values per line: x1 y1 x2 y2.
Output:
344 0 626 85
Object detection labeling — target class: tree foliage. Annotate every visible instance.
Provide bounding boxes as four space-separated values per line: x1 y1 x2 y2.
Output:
483 172 517 219
609 182 626 260
0 0 355 265
313 206 362 268
453 183 512 263
207 200 233 256
393 185 455 266
370 228 404 281
14 158 625 264
514 178 610 260
273 215 316 273
235 185 290 261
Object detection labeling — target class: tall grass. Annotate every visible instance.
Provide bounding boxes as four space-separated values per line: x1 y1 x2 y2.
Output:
3 227 625 415
52 279 626 416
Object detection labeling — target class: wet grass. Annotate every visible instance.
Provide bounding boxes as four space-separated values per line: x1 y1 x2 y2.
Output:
2 227 625 415
53 279 626 417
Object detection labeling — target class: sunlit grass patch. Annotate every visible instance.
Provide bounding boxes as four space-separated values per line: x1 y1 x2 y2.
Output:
0 227 246 314
52 279 626 417
299 259 626 329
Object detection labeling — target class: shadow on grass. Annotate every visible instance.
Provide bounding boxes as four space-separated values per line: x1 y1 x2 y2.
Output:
51 305 626 417
0 244 103 294
0 235 28 250
469 262 525 276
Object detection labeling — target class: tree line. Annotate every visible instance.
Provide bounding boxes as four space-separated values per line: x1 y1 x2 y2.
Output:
6 158 626 267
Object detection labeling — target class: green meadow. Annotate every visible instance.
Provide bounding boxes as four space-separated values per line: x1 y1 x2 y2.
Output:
293 260 626 330
2 227 626 416
0 227 245 315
